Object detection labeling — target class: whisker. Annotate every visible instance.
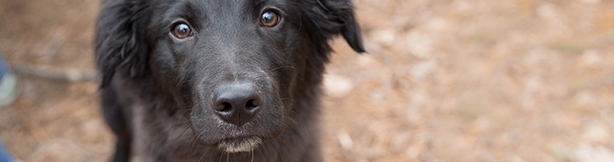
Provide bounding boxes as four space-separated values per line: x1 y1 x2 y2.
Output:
278 149 283 162
257 147 265 160
219 152 223 162
267 65 296 74
192 132 203 148
177 123 192 139
261 143 270 156
197 149 207 162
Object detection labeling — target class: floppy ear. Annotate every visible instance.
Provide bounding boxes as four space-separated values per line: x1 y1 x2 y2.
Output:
95 0 150 88
304 0 365 53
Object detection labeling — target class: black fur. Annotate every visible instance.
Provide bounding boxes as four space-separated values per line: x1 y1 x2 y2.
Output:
95 0 364 161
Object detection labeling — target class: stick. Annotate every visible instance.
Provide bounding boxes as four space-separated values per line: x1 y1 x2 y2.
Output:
11 64 97 82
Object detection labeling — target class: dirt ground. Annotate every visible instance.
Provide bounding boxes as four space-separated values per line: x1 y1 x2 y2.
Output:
1 0 614 161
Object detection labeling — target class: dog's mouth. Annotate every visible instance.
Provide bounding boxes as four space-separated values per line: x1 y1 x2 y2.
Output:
217 136 263 153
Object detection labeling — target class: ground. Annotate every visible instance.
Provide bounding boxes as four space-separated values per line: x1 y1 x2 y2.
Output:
1 0 614 161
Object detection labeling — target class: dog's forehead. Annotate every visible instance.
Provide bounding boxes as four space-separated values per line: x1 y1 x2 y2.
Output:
186 0 249 13
178 0 285 12
158 0 289 24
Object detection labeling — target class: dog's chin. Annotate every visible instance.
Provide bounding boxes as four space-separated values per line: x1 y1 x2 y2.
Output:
217 136 263 153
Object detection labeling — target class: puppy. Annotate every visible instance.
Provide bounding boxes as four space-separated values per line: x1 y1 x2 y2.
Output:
95 0 364 161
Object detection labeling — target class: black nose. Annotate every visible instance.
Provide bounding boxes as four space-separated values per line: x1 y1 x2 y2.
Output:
211 82 262 126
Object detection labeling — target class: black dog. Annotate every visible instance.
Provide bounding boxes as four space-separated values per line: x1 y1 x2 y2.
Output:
95 0 364 161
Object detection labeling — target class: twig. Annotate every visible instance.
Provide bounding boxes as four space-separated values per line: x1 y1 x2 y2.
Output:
11 64 97 82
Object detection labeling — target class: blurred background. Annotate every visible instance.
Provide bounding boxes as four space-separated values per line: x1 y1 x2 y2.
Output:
1 0 614 161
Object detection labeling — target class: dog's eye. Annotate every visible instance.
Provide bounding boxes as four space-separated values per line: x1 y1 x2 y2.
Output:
172 23 192 39
260 10 280 27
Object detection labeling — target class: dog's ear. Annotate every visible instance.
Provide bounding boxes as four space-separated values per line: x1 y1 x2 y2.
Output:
95 0 150 88
305 0 365 53
334 1 365 53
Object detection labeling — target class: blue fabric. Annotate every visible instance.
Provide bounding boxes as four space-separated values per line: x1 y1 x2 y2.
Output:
0 50 12 162
0 51 6 80
0 138 13 162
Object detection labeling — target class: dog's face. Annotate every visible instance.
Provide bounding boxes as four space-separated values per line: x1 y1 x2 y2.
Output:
96 0 364 153
152 0 311 152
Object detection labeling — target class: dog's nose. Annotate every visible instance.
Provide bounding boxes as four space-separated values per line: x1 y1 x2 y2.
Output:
211 82 262 126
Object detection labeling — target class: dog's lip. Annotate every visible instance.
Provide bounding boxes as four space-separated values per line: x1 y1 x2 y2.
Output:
220 135 260 142
216 135 263 153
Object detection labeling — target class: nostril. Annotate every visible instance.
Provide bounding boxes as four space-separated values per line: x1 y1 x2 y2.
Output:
245 99 259 110
218 102 233 112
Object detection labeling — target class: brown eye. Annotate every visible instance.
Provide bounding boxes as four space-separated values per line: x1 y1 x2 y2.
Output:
260 11 279 27
172 23 192 39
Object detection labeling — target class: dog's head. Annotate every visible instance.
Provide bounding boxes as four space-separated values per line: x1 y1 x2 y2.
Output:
96 0 363 153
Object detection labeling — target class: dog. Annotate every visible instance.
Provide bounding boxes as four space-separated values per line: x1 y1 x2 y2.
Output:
95 0 364 161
